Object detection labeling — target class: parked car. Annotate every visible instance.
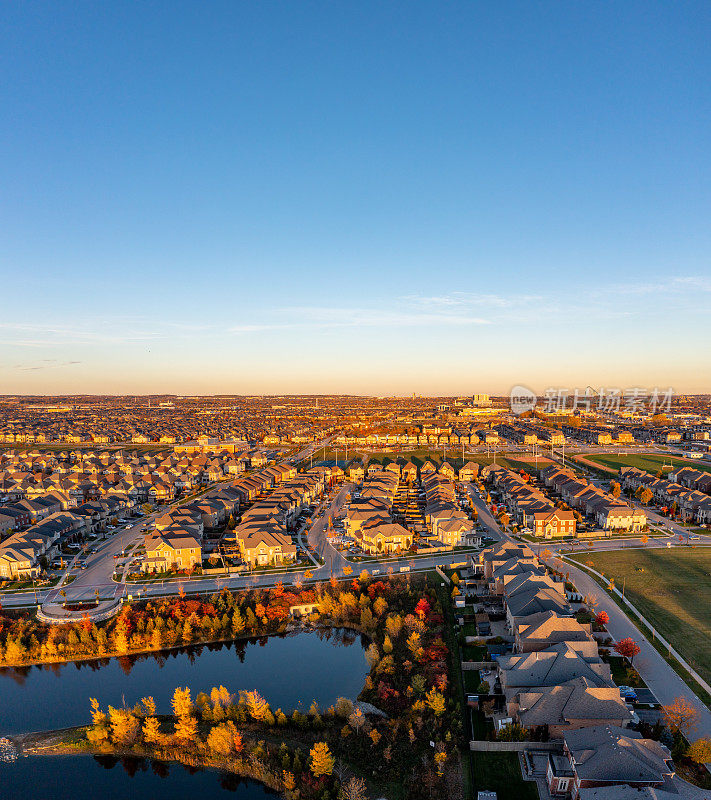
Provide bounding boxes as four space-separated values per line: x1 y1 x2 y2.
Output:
618 686 637 700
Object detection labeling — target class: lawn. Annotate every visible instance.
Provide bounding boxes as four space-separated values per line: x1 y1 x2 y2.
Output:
568 548 711 685
583 453 711 476
469 752 539 800
463 669 482 692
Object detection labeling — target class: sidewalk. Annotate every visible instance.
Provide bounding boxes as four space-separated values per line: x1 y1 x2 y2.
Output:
563 558 711 739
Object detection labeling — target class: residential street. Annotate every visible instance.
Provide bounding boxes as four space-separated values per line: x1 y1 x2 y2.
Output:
466 482 711 739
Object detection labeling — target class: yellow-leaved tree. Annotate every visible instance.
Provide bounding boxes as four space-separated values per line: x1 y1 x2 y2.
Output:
243 689 270 721
206 720 240 756
174 713 198 742
425 687 446 717
108 706 140 745
142 716 162 744
309 741 335 777
171 686 194 717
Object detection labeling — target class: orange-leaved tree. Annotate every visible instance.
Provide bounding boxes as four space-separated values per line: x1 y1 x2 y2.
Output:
662 696 699 737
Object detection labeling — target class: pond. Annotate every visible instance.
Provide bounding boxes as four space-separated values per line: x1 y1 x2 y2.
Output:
0 628 368 735
0 755 277 800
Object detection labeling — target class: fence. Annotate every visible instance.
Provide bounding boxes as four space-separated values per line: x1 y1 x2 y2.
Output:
565 557 711 699
435 565 451 585
469 740 561 752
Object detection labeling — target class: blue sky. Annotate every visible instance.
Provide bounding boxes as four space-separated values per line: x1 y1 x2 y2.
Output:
1 1 710 394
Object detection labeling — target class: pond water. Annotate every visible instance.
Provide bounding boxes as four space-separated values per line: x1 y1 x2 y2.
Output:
0 628 367 735
0 755 277 800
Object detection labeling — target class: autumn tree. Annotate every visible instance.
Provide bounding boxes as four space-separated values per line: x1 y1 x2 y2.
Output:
406 631 421 656
283 771 296 792
309 741 335 777
108 706 140 745
595 611 609 627
425 687 446 716
662 696 699 736
614 637 641 665
373 596 388 617
339 776 369 800
349 708 367 734
171 686 194 717
385 614 402 639
243 689 270 722
142 716 162 744
610 481 621 499
174 713 198 743
335 697 354 719
687 737 711 764
141 696 157 717
90 697 108 728
640 488 653 504
207 720 241 756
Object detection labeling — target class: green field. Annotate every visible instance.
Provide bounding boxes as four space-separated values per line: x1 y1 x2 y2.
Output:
584 453 711 476
569 548 711 685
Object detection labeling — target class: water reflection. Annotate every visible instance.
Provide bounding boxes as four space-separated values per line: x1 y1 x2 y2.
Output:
1 755 278 799
0 629 367 734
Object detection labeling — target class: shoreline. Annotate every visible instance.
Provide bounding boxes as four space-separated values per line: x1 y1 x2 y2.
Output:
0 619 367 671
12 731 285 795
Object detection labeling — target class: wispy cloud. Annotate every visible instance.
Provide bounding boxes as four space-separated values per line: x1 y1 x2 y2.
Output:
590 275 711 298
402 292 543 309
228 304 491 334
13 360 83 372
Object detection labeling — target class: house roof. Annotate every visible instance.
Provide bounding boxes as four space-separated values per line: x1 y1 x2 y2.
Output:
564 725 673 785
515 676 633 728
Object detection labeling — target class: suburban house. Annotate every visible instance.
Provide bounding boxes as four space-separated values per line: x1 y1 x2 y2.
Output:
458 461 480 482
142 531 202 573
549 725 674 798
508 676 634 739
356 521 412 554
533 508 577 538
233 523 297 567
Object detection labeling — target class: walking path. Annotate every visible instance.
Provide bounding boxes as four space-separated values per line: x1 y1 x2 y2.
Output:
560 557 711 739
466 480 711 740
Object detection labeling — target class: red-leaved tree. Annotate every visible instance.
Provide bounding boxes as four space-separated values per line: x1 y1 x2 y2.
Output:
614 637 641 664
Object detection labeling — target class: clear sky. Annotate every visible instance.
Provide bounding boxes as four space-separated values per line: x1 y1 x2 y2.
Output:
1 1 710 396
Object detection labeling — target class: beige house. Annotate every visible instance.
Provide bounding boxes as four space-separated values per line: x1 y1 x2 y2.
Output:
142 532 201 573
533 508 577 538
0 543 40 579
357 522 412 554
458 461 480 482
235 524 297 567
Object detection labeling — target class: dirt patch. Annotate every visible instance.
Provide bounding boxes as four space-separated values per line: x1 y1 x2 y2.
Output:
572 455 616 475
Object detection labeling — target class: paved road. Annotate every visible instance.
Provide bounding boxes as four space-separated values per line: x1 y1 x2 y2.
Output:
306 482 354 574
561 558 711 739
464 479 711 739
1 450 472 613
